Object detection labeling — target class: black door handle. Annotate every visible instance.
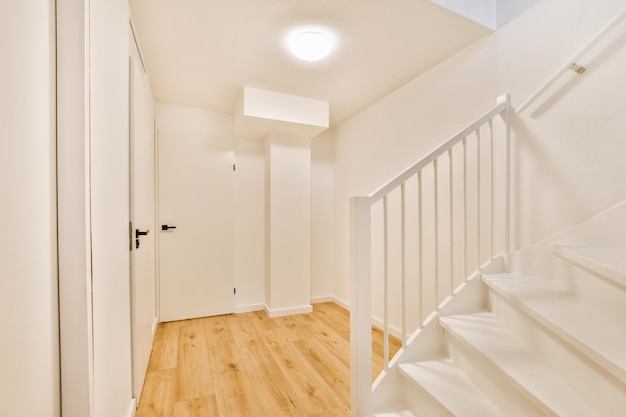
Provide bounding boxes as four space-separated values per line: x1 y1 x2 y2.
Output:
135 229 149 238
161 224 177 231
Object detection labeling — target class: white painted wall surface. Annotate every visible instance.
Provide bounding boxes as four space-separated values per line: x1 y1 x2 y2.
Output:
234 137 266 312
265 135 313 316
333 0 626 310
496 0 626 250
311 129 335 302
333 39 497 303
0 3 59 417
57 0 94 415
89 0 134 415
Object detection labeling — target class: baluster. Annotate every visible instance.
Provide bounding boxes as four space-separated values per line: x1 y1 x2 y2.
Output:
434 159 439 310
489 119 495 259
448 148 454 294
476 128 481 269
382 195 389 370
400 182 407 347
505 97 511 254
462 137 468 281
417 170 424 327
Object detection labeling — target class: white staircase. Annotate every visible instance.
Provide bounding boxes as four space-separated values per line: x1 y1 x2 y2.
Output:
373 245 626 417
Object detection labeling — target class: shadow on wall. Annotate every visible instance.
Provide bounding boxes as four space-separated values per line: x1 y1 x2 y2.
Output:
510 113 592 251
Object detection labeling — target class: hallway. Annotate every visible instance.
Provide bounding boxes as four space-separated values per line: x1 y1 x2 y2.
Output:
136 303 400 417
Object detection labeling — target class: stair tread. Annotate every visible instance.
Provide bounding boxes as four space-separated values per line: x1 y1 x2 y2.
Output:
399 359 505 417
440 312 600 417
550 245 626 289
484 274 626 383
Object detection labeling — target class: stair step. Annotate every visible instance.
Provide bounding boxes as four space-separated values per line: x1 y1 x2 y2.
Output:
372 402 418 417
399 359 505 417
484 274 626 384
439 313 599 417
550 245 626 289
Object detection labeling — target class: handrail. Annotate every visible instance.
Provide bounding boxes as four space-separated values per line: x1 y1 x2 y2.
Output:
350 94 511 417
517 6 626 113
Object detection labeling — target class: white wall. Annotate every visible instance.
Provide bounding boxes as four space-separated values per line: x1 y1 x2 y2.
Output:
265 135 313 316
333 0 626 308
57 0 93 415
235 136 266 311
333 38 498 304
0 3 59 417
311 129 335 302
496 0 626 250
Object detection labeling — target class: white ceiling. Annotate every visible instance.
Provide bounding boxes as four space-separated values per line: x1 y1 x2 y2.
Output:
129 0 491 126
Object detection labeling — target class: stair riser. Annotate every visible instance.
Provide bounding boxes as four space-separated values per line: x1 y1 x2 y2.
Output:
402 383 456 417
554 259 626 331
444 331 546 417
489 293 626 417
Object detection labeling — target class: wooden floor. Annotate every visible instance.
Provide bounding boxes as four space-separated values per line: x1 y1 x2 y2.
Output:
136 302 401 417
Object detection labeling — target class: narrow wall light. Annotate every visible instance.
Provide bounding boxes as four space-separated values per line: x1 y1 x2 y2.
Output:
288 30 333 61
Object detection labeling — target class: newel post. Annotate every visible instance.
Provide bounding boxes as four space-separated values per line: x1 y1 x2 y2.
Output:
350 196 373 417
497 93 512 254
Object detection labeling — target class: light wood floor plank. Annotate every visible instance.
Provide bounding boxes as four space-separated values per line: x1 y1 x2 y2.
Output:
261 332 344 415
136 302 401 417
251 373 311 417
294 310 351 369
136 368 178 417
210 342 263 417
293 336 351 408
202 315 235 347
177 320 214 401
172 396 219 417
228 314 282 381
148 320 180 372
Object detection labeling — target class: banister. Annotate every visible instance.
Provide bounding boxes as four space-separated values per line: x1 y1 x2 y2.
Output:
350 94 510 417
369 98 507 202
517 6 626 113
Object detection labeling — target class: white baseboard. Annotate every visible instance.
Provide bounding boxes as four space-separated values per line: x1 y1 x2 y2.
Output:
311 295 333 304
235 303 265 314
264 304 313 318
151 316 158 336
126 398 137 417
371 316 403 340
332 296 350 311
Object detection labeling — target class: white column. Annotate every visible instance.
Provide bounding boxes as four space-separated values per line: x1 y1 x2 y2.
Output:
264 134 312 317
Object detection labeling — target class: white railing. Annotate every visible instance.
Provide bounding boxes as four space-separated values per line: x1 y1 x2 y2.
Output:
350 94 511 417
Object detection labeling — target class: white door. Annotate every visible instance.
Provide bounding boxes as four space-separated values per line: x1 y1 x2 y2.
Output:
158 130 234 322
129 49 157 401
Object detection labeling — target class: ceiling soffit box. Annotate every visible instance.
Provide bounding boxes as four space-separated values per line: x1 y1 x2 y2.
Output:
233 86 329 140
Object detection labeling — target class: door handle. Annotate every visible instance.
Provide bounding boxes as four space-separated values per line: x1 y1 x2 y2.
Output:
135 229 149 238
161 224 177 231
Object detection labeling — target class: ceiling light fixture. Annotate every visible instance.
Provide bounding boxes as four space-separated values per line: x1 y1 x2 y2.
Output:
288 30 334 62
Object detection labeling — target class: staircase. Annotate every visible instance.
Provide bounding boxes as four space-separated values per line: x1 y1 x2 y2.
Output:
373 244 626 417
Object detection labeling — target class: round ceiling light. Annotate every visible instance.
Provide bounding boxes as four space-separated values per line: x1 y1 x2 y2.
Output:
288 31 333 61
